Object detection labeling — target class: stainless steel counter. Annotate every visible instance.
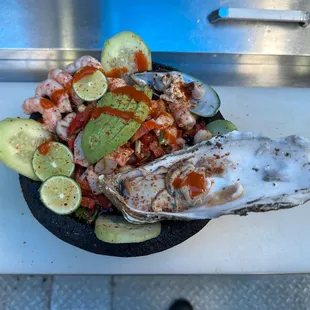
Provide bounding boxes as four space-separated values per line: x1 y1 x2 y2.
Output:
2 0 310 54
1 0 310 87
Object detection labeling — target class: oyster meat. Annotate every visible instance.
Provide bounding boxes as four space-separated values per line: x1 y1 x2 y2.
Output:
129 71 221 118
97 132 310 223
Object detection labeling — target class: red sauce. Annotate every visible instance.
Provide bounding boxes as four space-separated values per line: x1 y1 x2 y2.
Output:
51 89 67 104
181 82 195 100
173 171 206 198
134 50 149 71
112 86 151 106
92 106 143 123
38 137 54 155
64 80 72 90
39 98 55 109
72 66 99 83
64 80 73 94
105 67 128 78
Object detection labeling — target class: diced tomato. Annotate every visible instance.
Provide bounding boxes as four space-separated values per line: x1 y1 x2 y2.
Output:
73 165 85 179
140 132 157 147
73 166 92 195
94 194 110 209
149 140 165 158
67 104 95 137
81 197 96 209
183 120 206 139
79 179 92 195
67 137 75 152
131 120 159 142
195 119 206 132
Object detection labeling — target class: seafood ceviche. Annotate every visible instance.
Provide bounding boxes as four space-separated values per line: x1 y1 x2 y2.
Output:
1 31 310 244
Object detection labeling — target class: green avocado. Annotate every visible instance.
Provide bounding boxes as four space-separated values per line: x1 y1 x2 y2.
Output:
82 92 149 164
135 85 153 100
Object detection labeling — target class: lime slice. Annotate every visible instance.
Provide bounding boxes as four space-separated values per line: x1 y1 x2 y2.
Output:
32 142 75 181
40 176 82 215
72 68 108 102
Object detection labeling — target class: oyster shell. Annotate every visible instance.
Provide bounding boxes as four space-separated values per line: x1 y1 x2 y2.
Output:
97 132 310 223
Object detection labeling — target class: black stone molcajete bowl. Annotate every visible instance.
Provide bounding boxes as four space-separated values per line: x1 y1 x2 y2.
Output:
19 62 224 257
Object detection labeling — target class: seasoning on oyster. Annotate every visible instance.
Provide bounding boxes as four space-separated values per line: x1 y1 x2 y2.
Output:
97 132 310 223
130 71 221 118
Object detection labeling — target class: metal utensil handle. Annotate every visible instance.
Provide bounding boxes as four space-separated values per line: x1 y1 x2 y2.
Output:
208 8 310 27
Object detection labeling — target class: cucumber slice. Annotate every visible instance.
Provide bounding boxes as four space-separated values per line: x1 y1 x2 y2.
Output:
206 120 238 136
73 68 108 102
40 176 81 215
101 31 152 76
32 142 75 181
95 215 161 244
0 118 51 180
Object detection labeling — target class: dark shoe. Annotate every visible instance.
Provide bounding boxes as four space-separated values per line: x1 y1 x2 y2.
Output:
169 299 193 310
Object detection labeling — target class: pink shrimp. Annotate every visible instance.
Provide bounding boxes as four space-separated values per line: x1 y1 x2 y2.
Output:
22 97 61 132
154 112 174 130
48 69 84 106
73 131 90 167
64 55 103 74
94 146 134 175
56 112 77 141
165 99 196 130
35 79 72 113
107 77 127 91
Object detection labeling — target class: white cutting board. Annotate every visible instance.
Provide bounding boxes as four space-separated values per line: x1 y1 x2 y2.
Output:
0 83 310 274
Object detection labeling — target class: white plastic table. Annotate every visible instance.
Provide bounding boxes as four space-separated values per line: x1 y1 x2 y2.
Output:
1 83 310 274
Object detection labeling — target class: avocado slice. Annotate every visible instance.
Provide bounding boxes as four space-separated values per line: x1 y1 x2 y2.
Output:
135 85 152 100
95 95 136 151
110 101 149 151
82 92 123 161
92 92 125 136
82 92 149 164
101 98 138 150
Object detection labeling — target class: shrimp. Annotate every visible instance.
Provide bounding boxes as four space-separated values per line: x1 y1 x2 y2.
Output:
107 77 127 91
94 146 134 175
161 126 185 151
193 129 212 144
154 112 174 130
56 112 77 141
149 99 167 118
163 98 196 130
35 79 72 113
83 166 102 194
64 55 103 74
22 97 61 132
73 131 90 167
94 156 118 175
48 69 84 106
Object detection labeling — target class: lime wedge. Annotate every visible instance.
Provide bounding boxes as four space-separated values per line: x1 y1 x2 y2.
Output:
73 69 108 101
32 142 75 181
40 176 82 215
